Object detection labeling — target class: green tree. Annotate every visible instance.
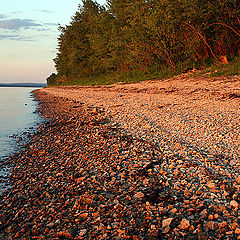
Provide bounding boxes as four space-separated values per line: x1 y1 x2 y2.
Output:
48 0 239 85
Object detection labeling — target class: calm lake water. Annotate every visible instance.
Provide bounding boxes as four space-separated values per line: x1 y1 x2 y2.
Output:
0 87 42 192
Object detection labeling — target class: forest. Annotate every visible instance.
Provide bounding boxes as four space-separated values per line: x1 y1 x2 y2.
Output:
47 0 240 86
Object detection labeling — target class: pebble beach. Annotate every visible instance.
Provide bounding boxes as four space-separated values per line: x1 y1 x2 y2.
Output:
0 74 240 239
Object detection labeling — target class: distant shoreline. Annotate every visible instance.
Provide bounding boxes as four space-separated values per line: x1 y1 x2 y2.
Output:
0 83 47 88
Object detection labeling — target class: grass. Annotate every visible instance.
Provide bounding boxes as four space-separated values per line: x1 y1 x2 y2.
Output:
49 57 240 87
53 67 179 87
178 57 240 79
209 57 240 77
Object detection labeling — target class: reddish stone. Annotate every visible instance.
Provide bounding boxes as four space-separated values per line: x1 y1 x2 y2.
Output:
133 192 144 199
204 221 218 230
178 219 190 230
162 218 173 233
230 200 239 208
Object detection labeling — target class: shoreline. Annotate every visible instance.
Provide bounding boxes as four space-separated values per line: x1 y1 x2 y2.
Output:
0 88 44 194
0 76 240 239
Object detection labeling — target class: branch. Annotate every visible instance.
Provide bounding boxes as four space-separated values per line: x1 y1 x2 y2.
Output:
237 17 240 25
204 22 240 37
183 22 220 61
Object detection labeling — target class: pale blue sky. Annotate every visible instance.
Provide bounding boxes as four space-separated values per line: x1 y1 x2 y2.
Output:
0 0 106 83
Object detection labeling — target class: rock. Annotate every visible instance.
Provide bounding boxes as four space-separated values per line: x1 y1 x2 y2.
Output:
189 225 194 232
235 228 240 235
55 219 61 225
76 177 85 183
229 223 239 230
178 219 190 230
14 232 21 238
133 192 144 199
162 218 173 233
162 226 170 234
79 213 88 218
198 232 209 240
218 222 227 229
219 228 226 234
171 208 178 214
46 222 54 228
200 209 208 215
236 176 240 184
230 160 237 166
82 197 93 205
207 181 215 189
230 200 239 208
54 230 73 239
79 229 87 236
204 221 218 230
32 230 39 236
208 215 214 220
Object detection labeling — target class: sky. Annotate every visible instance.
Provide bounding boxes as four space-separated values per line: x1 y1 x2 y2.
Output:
0 0 106 83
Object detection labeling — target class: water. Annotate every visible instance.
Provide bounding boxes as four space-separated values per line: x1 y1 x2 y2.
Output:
0 87 43 192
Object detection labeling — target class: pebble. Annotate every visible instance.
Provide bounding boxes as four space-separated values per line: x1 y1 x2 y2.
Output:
133 192 144 199
236 176 240 184
162 218 173 233
178 219 190 230
230 200 239 208
204 221 218 230
207 181 216 189
235 228 240 234
0 76 239 239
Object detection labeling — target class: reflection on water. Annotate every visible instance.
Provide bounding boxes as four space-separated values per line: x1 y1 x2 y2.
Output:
0 87 42 192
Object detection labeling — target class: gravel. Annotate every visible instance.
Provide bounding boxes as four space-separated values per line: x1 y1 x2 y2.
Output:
0 74 239 239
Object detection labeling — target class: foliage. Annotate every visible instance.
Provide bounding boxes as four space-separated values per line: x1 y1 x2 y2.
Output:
210 57 240 76
48 0 240 85
46 73 58 86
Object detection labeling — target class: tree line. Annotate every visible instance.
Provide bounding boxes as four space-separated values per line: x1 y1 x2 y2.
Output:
47 0 240 85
